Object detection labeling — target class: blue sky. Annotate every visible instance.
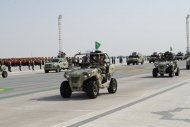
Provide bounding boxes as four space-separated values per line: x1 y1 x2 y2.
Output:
0 0 190 58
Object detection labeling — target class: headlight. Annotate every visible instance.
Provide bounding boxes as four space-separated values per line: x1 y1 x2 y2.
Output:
83 72 91 78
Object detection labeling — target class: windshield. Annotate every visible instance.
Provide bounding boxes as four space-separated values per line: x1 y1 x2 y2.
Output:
129 55 139 58
52 59 59 62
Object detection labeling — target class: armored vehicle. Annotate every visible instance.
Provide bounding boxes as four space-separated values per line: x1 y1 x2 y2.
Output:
152 51 179 77
0 65 8 78
60 50 117 99
175 52 185 60
186 57 190 69
148 52 158 63
127 52 144 65
44 57 68 73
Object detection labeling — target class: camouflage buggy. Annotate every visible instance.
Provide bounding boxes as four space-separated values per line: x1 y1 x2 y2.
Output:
60 50 117 99
152 51 180 77
0 65 8 78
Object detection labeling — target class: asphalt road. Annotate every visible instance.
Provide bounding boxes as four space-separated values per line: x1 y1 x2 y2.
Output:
0 62 154 99
0 61 189 127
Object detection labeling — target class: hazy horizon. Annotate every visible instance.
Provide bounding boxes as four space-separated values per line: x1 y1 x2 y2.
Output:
0 0 190 58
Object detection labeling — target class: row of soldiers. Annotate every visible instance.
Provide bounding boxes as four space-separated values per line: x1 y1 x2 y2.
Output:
0 57 53 72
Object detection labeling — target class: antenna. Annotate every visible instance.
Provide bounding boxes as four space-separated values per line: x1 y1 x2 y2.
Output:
58 15 62 53
186 14 190 54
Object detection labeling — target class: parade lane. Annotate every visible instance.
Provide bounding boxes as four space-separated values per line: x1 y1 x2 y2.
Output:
0 61 189 127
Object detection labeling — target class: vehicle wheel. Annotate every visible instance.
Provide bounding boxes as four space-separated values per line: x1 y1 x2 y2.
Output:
141 62 144 65
108 78 117 93
132 63 135 65
45 70 49 73
175 67 180 76
186 66 190 70
160 74 164 76
127 63 130 65
152 68 158 77
60 81 72 98
169 68 174 77
56 67 60 73
136 62 139 65
149 61 151 63
87 80 99 99
2 71 8 78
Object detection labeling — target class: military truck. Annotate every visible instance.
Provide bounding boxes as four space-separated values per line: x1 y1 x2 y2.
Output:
60 50 117 99
152 51 180 77
148 52 158 63
0 65 8 78
44 57 69 73
184 53 190 60
175 52 185 60
127 52 144 65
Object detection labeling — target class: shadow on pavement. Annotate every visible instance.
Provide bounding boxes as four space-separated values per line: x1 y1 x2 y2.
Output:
31 93 90 101
31 92 110 101
140 75 173 78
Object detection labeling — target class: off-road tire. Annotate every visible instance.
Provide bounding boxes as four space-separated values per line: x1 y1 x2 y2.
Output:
169 68 174 77
127 63 130 65
2 71 8 78
175 67 180 76
152 68 158 77
108 78 117 93
60 81 72 98
56 67 60 73
45 70 49 73
87 80 99 99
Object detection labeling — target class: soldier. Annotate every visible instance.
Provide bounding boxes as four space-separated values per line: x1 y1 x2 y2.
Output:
119 56 123 64
19 60 22 71
31 60 34 70
8 61 12 72
39 59 42 69
28 60 31 70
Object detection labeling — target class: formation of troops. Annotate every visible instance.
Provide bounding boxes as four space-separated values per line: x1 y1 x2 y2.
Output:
0 51 187 73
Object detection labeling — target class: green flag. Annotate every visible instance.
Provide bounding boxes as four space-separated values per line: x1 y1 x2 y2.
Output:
95 41 101 49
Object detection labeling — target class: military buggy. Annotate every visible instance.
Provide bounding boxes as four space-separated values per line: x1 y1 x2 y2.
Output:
0 64 8 78
60 50 117 99
152 51 180 77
